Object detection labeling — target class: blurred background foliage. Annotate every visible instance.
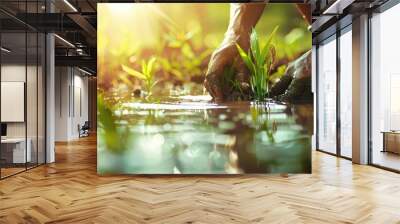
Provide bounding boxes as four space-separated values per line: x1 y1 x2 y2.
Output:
98 3 311 96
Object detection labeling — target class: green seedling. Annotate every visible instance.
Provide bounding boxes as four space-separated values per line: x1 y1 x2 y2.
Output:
236 26 279 101
222 65 244 98
122 57 159 96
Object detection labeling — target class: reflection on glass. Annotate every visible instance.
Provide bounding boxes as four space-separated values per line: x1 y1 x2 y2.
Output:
317 37 337 154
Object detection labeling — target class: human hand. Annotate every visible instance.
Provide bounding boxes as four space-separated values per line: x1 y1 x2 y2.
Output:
204 36 250 101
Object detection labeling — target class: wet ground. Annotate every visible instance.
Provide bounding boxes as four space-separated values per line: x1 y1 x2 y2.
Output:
98 95 312 174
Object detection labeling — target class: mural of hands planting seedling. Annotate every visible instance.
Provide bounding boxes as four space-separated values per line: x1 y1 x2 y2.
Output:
236 27 279 101
97 3 312 174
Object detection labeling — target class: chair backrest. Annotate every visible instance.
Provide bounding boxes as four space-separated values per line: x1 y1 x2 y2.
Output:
82 121 90 129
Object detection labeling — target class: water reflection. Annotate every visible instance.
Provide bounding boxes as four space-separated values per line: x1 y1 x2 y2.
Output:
98 96 312 174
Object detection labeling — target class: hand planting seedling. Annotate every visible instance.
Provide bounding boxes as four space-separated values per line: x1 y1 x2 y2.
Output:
236 27 278 101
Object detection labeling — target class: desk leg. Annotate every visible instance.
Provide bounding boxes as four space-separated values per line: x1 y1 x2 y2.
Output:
382 133 386 153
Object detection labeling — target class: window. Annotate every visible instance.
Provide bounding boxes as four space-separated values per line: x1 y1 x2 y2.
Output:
370 3 400 171
317 36 337 154
339 28 352 158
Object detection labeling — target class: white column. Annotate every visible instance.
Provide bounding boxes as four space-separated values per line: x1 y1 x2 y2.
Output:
46 33 55 163
45 0 56 163
352 14 369 164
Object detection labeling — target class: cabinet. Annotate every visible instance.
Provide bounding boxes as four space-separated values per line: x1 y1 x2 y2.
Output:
382 132 400 154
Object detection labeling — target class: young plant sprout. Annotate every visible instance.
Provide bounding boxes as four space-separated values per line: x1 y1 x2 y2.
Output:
236 26 279 101
222 65 244 99
122 57 159 96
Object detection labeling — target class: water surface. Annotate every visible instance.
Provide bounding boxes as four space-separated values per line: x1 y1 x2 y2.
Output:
98 95 312 174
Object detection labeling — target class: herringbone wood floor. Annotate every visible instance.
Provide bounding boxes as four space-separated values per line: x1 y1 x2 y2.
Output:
1 135 400 224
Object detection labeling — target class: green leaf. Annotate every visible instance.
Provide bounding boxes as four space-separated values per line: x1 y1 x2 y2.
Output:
151 79 160 89
198 49 212 61
141 60 147 76
236 43 255 74
121 64 146 80
261 26 279 63
181 43 195 59
119 74 132 85
171 69 183 79
160 58 172 70
250 28 261 66
146 57 157 77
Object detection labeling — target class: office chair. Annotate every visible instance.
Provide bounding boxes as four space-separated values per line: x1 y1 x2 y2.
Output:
79 121 90 138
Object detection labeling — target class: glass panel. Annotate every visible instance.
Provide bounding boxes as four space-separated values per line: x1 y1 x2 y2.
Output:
371 4 400 171
317 37 337 154
0 1 46 178
1 31 28 177
38 32 45 165
27 30 38 169
339 29 352 158
26 0 39 169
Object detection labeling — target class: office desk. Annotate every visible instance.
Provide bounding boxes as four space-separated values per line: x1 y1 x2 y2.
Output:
1 138 31 163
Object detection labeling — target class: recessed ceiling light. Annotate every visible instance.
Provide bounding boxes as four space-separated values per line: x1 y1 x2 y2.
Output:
1 47 11 53
63 0 78 12
323 0 355 15
54 34 75 48
78 67 93 76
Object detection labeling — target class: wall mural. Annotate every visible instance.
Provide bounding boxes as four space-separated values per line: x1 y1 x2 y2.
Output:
97 3 313 174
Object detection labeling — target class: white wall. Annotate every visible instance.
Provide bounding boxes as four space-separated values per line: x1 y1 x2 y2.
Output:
55 66 69 141
72 73 89 138
1 65 39 138
55 67 89 141
1 65 26 139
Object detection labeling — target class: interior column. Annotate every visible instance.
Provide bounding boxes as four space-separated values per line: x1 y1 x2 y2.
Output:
352 14 369 164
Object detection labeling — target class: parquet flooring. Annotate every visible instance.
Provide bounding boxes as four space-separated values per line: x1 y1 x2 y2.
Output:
1 135 400 224
1 167 26 178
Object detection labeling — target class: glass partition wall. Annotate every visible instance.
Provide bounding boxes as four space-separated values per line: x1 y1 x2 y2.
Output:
316 1 400 171
316 25 353 159
370 3 400 172
339 27 352 159
0 2 46 179
317 35 337 155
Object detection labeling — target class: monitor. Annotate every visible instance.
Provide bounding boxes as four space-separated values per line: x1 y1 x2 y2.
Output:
1 123 7 137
